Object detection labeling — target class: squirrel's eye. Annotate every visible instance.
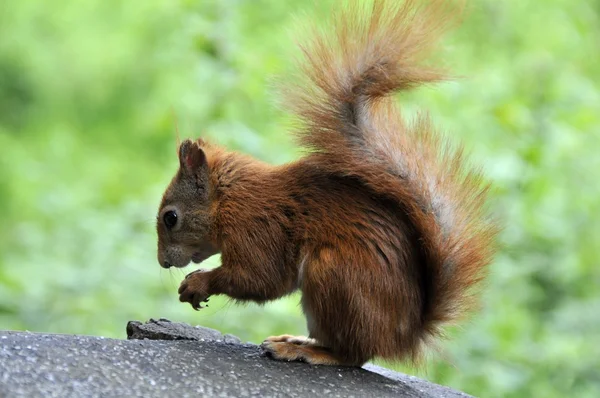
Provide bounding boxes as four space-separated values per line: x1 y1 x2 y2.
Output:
163 210 178 229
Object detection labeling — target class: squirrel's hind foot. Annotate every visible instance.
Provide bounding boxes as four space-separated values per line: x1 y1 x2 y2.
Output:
263 334 315 345
260 335 356 366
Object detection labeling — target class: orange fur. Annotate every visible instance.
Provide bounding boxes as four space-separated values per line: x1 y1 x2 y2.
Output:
157 0 497 367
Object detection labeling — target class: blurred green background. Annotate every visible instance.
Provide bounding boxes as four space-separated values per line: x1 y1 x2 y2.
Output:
1 0 599 397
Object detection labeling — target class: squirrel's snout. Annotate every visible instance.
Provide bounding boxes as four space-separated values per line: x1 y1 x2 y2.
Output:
157 248 170 269
158 246 191 269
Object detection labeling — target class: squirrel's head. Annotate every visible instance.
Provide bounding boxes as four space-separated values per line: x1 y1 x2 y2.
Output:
156 138 218 268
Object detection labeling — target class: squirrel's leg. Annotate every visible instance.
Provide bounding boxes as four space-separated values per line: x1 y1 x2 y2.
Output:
179 256 296 308
260 248 376 367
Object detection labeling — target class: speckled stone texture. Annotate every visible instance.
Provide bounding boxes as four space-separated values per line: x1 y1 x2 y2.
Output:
0 319 472 398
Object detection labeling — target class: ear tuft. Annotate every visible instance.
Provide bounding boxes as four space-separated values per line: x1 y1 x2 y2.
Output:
179 139 207 173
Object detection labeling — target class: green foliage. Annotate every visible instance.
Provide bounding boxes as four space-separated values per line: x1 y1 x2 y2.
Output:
1 0 599 397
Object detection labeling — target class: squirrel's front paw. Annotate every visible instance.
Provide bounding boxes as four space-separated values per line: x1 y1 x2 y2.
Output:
178 269 211 310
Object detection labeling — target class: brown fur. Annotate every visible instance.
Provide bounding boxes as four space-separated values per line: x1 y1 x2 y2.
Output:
157 0 497 367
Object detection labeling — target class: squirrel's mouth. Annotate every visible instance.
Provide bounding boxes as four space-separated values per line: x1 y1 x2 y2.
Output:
190 241 219 264
191 252 208 264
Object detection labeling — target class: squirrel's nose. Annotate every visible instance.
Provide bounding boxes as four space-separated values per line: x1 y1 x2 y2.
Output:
162 261 172 269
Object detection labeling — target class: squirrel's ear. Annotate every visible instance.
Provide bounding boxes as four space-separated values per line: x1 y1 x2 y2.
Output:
178 139 207 173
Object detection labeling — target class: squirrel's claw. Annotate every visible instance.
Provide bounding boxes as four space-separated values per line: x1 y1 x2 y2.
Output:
178 272 211 310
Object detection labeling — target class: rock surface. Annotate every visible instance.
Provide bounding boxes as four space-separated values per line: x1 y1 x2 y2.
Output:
0 319 472 398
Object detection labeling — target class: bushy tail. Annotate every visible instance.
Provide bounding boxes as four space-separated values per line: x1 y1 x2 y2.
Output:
285 0 498 359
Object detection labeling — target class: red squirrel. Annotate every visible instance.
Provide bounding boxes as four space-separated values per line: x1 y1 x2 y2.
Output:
156 0 497 366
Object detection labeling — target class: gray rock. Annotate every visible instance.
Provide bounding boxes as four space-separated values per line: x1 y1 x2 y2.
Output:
126 318 241 344
0 320 472 398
